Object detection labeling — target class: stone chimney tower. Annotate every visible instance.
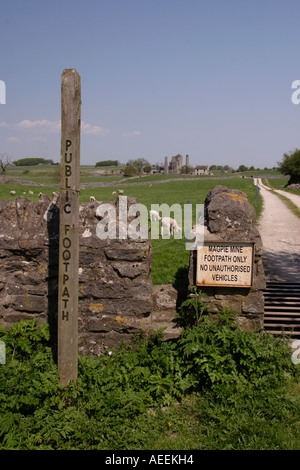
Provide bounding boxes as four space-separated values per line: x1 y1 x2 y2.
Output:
164 156 168 175
186 154 190 171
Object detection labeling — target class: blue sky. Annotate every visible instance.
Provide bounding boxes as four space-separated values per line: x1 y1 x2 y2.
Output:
1 0 300 169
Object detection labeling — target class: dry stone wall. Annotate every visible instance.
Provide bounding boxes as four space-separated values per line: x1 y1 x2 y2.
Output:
0 194 181 356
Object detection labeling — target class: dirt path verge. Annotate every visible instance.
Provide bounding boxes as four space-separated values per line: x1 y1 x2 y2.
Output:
255 178 300 282
274 189 300 210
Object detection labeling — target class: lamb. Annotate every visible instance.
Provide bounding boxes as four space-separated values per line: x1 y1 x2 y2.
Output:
149 209 161 222
90 196 96 202
118 189 124 194
112 191 116 195
10 190 16 196
161 216 182 236
28 190 34 195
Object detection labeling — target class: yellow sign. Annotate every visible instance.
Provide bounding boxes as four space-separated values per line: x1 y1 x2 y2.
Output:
196 242 253 288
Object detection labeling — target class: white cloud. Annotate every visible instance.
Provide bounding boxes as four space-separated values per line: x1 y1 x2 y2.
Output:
0 121 8 128
28 136 48 143
17 119 60 133
122 130 141 137
81 121 109 136
15 119 108 137
6 136 20 143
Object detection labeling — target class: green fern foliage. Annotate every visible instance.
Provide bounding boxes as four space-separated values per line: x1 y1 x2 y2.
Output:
0 313 299 450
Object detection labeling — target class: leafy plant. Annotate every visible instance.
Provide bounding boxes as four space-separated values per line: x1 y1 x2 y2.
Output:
0 318 51 359
176 287 209 327
0 317 299 450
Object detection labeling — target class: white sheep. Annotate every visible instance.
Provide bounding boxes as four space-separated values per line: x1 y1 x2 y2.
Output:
118 189 124 194
161 217 182 236
149 209 161 222
10 190 16 196
90 196 96 202
38 192 43 198
28 190 34 195
112 191 116 195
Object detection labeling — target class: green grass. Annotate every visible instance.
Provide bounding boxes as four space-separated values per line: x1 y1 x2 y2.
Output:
150 382 300 450
266 176 289 189
80 175 261 210
0 183 58 201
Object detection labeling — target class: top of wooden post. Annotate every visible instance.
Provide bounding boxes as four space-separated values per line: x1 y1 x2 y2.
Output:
61 69 81 134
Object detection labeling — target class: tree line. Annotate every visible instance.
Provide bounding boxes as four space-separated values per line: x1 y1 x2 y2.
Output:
13 158 55 166
95 160 119 167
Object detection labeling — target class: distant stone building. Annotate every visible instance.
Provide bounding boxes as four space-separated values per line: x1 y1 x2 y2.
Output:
163 154 189 175
169 154 183 174
161 155 211 176
190 165 210 176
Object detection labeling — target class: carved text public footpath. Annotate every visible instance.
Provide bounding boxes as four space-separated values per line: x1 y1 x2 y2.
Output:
61 139 74 321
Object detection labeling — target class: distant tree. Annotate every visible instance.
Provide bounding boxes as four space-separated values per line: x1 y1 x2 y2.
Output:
223 165 233 172
95 160 119 167
13 157 54 166
127 158 150 175
0 153 11 176
143 165 152 174
237 165 248 172
181 165 190 174
278 149 300 184
123 164 138 177
209 165 217 170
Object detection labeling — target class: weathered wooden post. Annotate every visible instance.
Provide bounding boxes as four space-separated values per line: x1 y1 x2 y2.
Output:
58 69 81 386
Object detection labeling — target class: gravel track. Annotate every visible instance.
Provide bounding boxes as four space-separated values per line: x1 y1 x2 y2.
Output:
255 178 300 282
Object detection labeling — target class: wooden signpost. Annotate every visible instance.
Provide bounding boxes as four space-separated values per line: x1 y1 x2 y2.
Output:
58 69 81 386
